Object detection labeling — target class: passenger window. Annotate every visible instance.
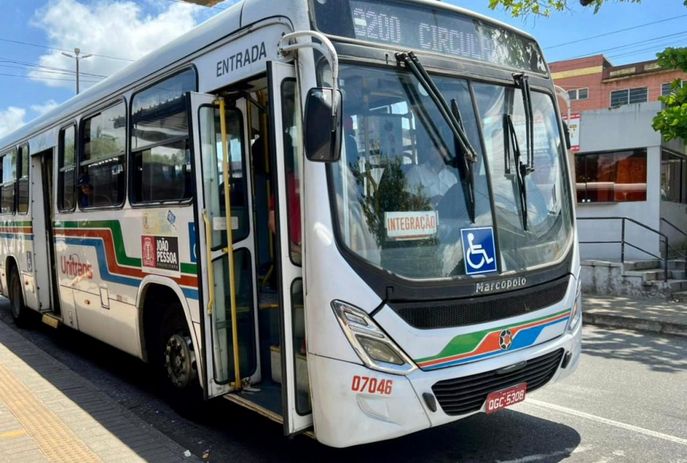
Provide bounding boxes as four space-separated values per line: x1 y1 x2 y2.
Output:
58 125 77 211
80 102 126 208
130 68 196 203
17 144 29 214
281 79 302 265
1 150 16 213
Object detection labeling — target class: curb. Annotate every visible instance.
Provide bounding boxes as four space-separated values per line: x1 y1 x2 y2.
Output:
583 312 687 338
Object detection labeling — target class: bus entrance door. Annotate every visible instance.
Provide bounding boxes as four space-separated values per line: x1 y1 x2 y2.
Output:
189 92 260 399
267 61 313 434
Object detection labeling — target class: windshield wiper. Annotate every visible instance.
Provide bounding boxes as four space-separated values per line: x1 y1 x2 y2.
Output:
513 73 535 172
396 51 477 222
503 113 529 230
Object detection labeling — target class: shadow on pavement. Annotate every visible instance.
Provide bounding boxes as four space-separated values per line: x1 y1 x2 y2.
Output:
581 325 687 374
0 300 193 462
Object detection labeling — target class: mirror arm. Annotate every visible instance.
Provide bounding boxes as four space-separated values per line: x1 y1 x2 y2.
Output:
278 31 339 115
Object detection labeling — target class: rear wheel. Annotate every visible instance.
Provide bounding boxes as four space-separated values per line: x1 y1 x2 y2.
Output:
9 270 30 328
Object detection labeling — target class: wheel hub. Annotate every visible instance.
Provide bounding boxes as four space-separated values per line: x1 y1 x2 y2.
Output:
164 333 196 388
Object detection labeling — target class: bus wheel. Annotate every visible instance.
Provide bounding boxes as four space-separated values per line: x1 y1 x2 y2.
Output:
158 308 202 414
9 270 30 328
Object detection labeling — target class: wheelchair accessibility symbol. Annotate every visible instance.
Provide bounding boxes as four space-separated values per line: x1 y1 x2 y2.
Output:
461 227 498 275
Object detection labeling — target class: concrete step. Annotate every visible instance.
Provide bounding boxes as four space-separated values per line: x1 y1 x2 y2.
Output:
668 259 687 270
623 269 687 281
622 260 662 271
670 290 687 302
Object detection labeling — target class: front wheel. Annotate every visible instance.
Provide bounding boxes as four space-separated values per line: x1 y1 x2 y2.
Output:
9 270 30 328
157 308 204 416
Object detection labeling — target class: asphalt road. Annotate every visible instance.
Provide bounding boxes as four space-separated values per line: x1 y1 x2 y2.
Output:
1 300 686 462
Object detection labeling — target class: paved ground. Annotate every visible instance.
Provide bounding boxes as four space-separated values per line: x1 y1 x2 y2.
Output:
0 311 199 462
583 294 687 337
1 295 686 462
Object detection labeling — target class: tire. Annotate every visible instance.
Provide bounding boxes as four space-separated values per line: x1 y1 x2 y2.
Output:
9 270 30 328
156 306 204 417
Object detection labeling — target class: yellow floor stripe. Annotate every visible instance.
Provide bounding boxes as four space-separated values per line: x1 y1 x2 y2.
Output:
0 429 26 439
0 363 101 462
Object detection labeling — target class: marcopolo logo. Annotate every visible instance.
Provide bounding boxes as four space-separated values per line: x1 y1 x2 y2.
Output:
475 277 527 294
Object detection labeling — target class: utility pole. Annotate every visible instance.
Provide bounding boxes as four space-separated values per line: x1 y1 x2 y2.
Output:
61 48 92 95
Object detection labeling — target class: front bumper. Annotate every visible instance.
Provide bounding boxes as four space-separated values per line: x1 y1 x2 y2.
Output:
309 320 581 447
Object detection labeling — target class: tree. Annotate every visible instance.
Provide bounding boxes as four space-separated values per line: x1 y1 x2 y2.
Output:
652 48 687 142
488 0 684 16
489 0 687 142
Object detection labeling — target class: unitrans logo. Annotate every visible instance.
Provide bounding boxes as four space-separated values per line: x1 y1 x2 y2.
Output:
475 277 527 294
61 254 93 279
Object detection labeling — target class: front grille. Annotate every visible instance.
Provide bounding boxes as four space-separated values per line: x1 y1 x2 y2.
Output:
390 276 569 329
431 349 564 416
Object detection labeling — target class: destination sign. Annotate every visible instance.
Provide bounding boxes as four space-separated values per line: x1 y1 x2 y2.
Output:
311 0 547 74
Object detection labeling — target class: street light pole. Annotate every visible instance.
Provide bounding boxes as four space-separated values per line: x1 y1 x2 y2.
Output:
61 48 93 95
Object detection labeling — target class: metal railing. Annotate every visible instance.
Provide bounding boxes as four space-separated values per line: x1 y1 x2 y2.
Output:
577 216 676 282
660 217 687 242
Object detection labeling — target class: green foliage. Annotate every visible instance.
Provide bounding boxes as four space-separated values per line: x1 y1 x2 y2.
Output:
652 47 687 142
488 0 658 17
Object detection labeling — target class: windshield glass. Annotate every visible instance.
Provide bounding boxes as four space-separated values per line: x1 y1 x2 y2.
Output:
331 64 492 279
474 83 573 271
329 63 573 281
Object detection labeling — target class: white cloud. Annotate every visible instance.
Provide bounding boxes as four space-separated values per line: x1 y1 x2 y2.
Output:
29 0 203 90
0 107 27 139
30 100 59 117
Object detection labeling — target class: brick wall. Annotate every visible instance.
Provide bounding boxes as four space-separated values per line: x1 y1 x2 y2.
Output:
551 54 687 113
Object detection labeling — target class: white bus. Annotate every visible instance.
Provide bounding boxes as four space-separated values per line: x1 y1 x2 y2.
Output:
0 0 582 447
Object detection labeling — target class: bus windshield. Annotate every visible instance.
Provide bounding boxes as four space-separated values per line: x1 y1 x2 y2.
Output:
330 63 573 280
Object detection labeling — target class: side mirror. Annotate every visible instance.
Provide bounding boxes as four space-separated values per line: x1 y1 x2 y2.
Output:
304 87 342 162
562 120 572 150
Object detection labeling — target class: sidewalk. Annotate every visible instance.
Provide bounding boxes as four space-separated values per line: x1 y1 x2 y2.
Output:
0 317 200 462
583 295 687 337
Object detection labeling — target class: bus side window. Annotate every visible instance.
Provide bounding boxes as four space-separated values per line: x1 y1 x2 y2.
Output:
58 125 77 212
1 150 17 214
80 102 126 209
130 68 196 204
17 144 29 214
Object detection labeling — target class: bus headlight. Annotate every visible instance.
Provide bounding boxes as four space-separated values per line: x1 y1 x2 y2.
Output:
332 300 417 375
567 286 582 332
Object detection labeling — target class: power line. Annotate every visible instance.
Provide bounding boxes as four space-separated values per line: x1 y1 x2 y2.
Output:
545 14 687 50
0 72 100 83
0 57 108 78
569 30 687 60
0 37 134 63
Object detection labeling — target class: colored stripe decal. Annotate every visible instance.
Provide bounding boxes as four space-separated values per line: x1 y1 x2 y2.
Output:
60 236 198 300
416 309 571 371
55 220 197 275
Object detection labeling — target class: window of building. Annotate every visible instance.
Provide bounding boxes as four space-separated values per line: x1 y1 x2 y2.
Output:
576 149 647 203
58 125 77 211
17 144 29 214
80 101 126 208
661 151 687 203
610 87 648 107
130 68 196 203
662 80 685 96
1 150 16 213
567 88 588 101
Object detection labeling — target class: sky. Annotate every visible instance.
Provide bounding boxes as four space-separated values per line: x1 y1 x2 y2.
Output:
0 0 685 137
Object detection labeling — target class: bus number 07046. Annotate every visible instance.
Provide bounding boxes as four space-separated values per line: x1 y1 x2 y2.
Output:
351 375 393 395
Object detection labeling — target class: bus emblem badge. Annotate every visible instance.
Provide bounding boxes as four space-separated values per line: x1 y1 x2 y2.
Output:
499 329 513 350
461 227 497 275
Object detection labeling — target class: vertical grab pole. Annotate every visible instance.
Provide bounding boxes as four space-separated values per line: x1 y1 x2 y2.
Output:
217 97 241 391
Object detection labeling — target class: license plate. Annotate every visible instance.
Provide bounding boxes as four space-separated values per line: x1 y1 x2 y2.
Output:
485 383 527 414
